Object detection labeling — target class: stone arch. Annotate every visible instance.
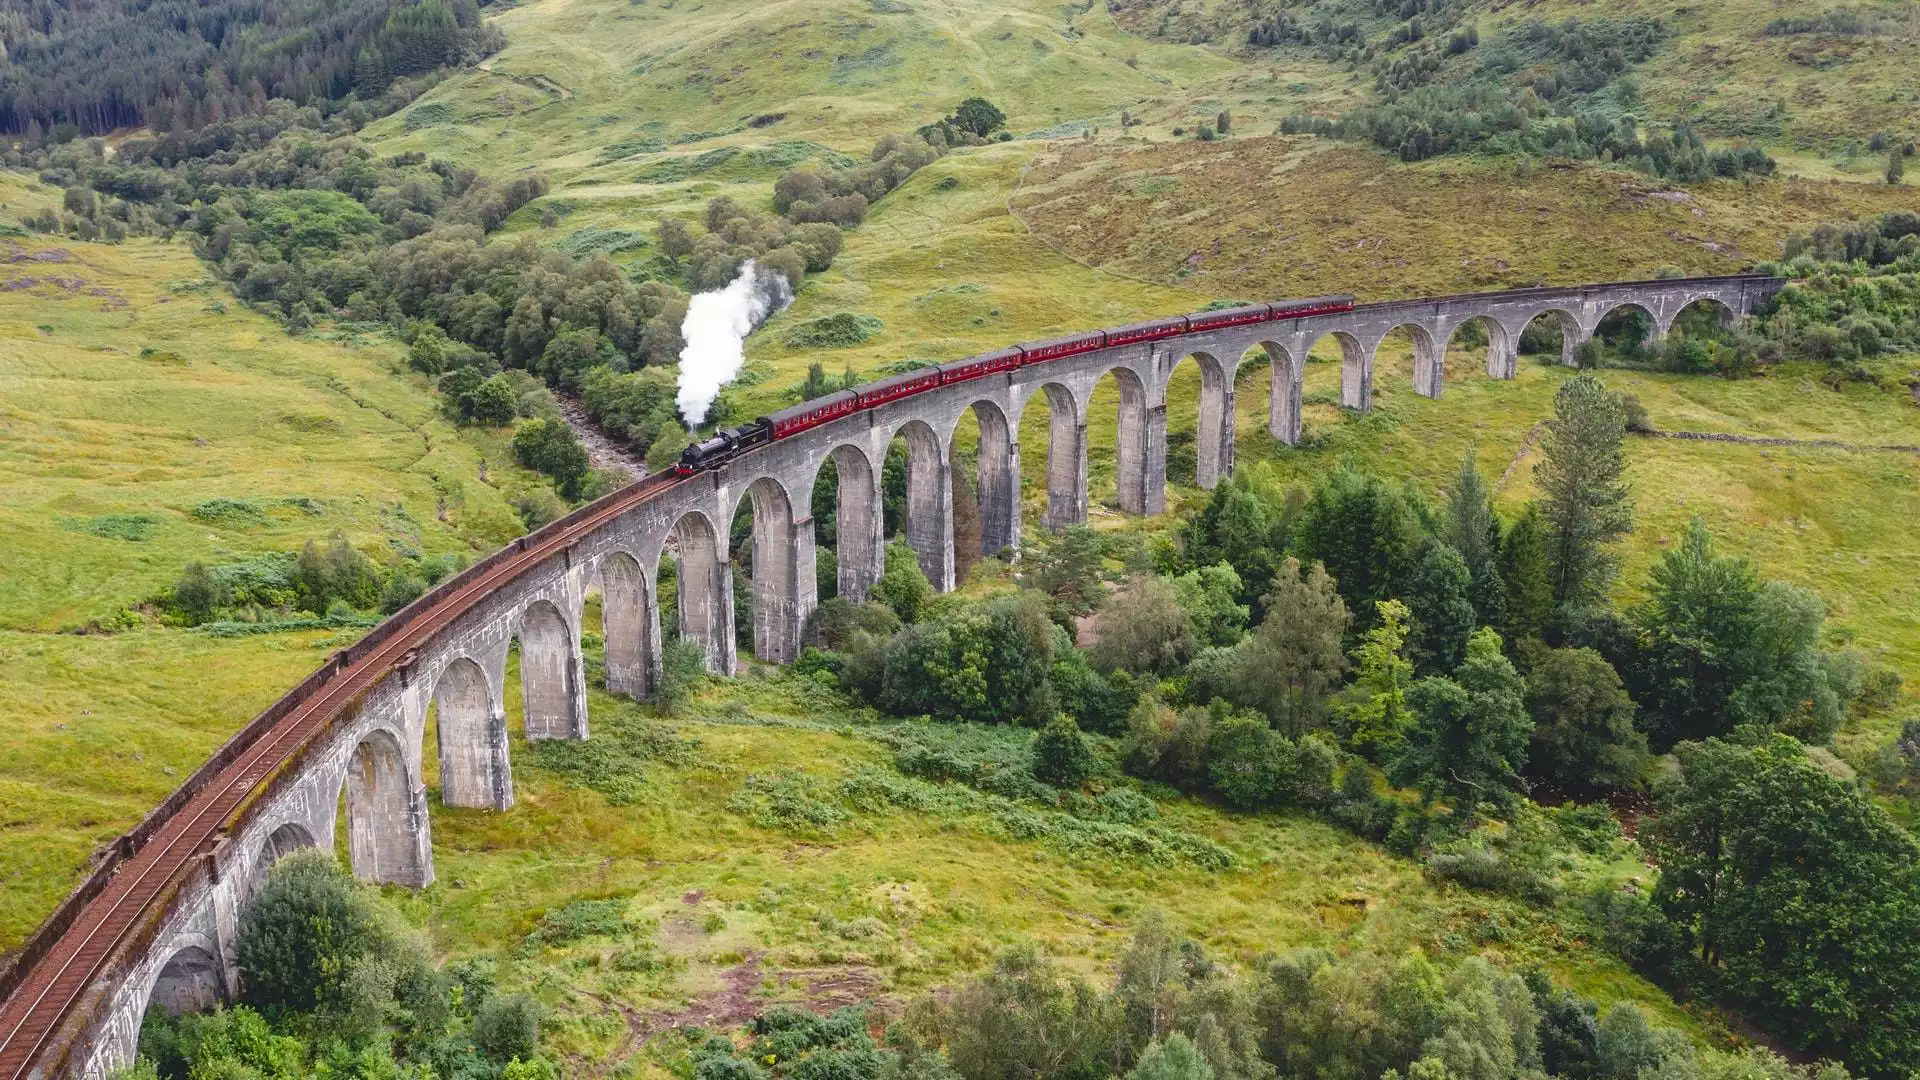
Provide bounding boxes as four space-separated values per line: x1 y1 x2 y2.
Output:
1516 308 1583 367
147 943 225 1018
1663 294 1737 337
966 400 1018 557
1329 331 1372 411
1593 300 1658 356
731 474 808 663
1033 382 1085 531
598 551 655 699
1444 315 1519 380
1257 340 1304 445
819 443 882 603
245 821 317 898
666 510 733 674
515 599 584 741
1371 322 1446 399
339 727 431 886
431 655 510 809
1162 352 1230 492
892 418 955 591
1080 363 1154 517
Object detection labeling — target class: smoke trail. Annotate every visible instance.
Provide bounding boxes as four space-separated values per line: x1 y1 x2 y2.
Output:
676 260 793 427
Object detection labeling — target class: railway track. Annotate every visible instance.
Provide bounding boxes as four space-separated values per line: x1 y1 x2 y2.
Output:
0 471 683 1078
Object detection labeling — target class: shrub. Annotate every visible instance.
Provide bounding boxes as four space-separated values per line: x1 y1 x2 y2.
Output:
170 561 233 624
512 418 591 498
290 532 380 614
235 851 393 1017
870 593 1056 724
467 373 520 425
513 488 568 531
1032 715 1095 789
474 994 541 1063
872 538 934 623
785 312 882 349
1090 574 1193 674
1206 712 1298 810
1122 697 1214 790
655 636 710 714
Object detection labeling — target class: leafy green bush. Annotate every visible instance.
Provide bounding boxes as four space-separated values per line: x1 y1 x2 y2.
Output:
1206 712 1298 810
784 312 883 349
234 852 397 1018
189 498 268 526
474 994 541 1064
858 592 1056 724
528 898 629 945
1031 716 1095 788
871 539 934 623
512 418 591 499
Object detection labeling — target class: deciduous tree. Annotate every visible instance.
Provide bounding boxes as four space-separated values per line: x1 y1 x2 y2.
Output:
1093 574 1195 674
1525 646 1646 793
1228 558 1350 736
1390 628 1531 815
1644 735 1920 1073
1340 599 1415 753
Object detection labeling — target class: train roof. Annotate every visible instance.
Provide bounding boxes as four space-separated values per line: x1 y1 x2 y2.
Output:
857 366 943 395
760 388 856 427
1108 314 1191 335
1021 328 1109 351
934 347 1020 373
1271 293 1355 311
1187 302 1270 322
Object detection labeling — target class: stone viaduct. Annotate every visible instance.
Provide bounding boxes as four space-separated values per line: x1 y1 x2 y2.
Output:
0 274 1780 1079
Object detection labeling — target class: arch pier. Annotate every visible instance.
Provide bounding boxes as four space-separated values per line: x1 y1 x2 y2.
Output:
0 274 1780 1080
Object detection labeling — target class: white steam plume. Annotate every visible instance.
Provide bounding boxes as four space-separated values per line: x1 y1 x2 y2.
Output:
676 260 793 427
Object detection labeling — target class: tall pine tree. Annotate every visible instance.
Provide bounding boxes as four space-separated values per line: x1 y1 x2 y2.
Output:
1446 449 1507 628
1534 375 1632 617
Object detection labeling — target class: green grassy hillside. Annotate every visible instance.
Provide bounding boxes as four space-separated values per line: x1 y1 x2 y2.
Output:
412 643 1709 1071
0 222 543 948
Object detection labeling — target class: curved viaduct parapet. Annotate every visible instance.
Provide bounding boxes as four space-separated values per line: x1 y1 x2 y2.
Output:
0 273 1781 1079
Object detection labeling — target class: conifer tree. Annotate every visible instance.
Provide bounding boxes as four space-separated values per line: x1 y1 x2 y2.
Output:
1534 375 1632 615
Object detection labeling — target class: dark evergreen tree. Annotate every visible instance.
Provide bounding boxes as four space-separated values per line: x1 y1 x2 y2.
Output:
1403 539 1476 675
1294 467 1419 625
1445 449 1507 628
1390 628 1532 816
1534 375 1632 616
0 0 503 135
1499 504 1554 647
1525 646 1646 793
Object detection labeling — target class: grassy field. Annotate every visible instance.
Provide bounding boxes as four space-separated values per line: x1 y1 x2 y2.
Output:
1011 138 1920 297
0 223 542 950
1108 0 1920 154
400 651 1707 1073
363 0 1240 167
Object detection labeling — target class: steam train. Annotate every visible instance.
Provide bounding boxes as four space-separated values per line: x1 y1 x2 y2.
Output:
674 294 1355 476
